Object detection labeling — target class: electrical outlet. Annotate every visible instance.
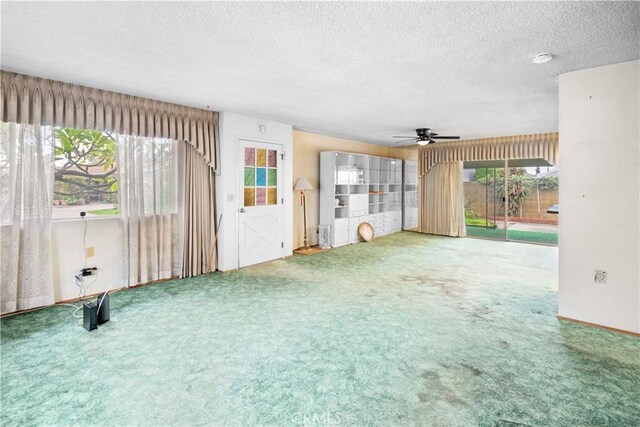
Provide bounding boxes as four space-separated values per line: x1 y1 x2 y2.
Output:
81 267 98 277
594 270 607 284
86 247 95 257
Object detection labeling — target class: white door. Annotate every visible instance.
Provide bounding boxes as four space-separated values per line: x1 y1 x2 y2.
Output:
238 140 283 268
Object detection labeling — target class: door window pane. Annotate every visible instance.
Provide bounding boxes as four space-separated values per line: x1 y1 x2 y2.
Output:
256 168 266 186
267 188 277 205
268 150 277 167
268 169 277 186
256 148 266 167
245 148 255 166
244 167 255 186
256 188 266 205
244 188 255 206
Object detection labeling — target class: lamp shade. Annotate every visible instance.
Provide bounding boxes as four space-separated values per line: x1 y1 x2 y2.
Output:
294 177 313 191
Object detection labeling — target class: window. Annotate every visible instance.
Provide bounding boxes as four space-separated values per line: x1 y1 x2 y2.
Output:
53 128 118 220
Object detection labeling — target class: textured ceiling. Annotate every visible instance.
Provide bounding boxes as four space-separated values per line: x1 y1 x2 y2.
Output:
1 1 638 145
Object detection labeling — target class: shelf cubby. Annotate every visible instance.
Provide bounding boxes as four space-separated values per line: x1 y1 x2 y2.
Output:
349 184 369 194
335 207 349 219
335 184 349 195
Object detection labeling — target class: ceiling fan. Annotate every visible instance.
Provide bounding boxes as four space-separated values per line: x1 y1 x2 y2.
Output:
393 128 460 146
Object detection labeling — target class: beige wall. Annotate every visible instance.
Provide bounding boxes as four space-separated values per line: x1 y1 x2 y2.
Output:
292 130 417 249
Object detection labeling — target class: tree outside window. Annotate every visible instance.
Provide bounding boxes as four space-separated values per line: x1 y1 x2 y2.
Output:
53 128 118 219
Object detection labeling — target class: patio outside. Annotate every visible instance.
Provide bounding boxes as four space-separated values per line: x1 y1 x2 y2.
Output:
464 166 558 245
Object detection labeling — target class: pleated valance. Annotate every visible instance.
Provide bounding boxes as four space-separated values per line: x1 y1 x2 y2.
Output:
0 70 217 168
418 132 558 176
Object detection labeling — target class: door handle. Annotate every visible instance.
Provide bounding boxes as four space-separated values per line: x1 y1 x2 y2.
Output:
239 208 246 213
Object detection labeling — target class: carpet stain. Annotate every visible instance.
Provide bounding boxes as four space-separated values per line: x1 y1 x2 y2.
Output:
1 232 639 426
417 370 468 407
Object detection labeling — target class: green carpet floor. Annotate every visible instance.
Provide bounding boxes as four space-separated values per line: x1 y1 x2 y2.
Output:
1 232 638 426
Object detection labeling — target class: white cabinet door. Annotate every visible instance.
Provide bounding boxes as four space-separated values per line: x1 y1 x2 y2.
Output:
349 194 368 217
334 218 349 246
349 216 366 242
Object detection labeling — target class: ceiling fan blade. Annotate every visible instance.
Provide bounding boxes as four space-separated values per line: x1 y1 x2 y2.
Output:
393 139 417 144
393 136 416 138
430 136 460 139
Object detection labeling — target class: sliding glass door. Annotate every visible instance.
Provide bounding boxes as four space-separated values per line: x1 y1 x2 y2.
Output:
463 165 504 241
505 162 559 245
463 159 558 245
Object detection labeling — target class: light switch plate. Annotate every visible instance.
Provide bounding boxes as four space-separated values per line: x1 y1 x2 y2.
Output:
226 193 234 202
86 247 95 257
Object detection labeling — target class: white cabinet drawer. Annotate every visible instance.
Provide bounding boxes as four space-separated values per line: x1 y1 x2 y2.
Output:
369 213 383 223
388 210 402 222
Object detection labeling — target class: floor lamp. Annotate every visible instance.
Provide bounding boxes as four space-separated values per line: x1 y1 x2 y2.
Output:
294 177 313 250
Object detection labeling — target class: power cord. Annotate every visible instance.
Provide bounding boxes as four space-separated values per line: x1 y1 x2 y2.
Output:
67 213 97 320
67 212 122 322
82 215 88 268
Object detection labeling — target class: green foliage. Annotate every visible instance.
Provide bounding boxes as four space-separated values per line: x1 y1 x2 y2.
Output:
464 196 495 228
497 169 533 217
87 208 119 216
465 217 495 227
54 128 117 203
477 168 533 217
474 168 558 190
537 176 559 190
472 168 494 182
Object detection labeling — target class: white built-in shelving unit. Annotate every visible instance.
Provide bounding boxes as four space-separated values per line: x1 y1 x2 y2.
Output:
403 160 418 230
319 151 405 247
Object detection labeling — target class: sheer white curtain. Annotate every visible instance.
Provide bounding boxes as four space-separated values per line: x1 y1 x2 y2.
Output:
418 161 466 237
117 134 182 286
0 123 55 313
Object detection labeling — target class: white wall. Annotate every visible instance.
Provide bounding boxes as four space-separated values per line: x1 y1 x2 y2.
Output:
558 60 640 333
52 217 124 302
216 112 293 271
